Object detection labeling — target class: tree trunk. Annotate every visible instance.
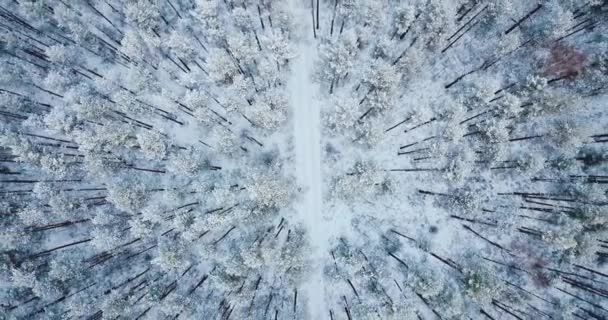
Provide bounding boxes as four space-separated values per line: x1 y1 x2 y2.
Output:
310 0 316 38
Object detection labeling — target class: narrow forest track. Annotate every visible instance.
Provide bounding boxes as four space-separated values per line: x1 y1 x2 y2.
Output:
288 1 327 317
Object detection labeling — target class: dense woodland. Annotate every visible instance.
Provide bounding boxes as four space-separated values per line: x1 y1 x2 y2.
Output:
0 0 305 319
317 0 608 319
0 0 607 319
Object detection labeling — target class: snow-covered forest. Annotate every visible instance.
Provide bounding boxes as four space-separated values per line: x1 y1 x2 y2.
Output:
1 0 607 319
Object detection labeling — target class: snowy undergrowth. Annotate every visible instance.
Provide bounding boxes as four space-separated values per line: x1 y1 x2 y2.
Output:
1 0 608 319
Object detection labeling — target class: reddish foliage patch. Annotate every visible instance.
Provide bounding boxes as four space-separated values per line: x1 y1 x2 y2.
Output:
510 240 553 288
543 44 587 80
529 258 552 288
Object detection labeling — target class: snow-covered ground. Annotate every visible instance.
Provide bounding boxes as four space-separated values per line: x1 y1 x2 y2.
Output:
288 14 328 320
3 0 608 319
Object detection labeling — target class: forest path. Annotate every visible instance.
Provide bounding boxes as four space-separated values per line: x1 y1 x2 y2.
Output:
288 1 327 318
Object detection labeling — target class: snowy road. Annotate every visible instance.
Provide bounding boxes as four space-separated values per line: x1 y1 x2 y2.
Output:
287 7 327 318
